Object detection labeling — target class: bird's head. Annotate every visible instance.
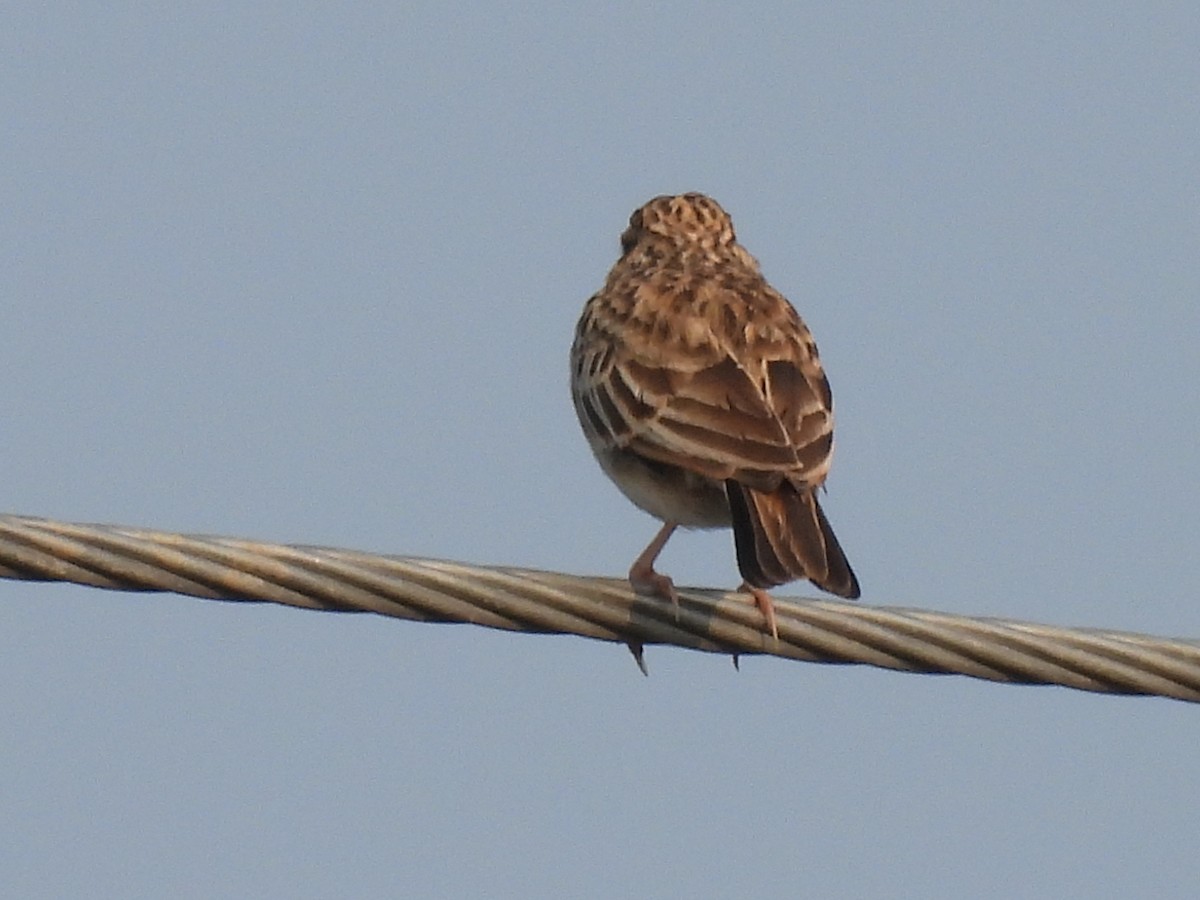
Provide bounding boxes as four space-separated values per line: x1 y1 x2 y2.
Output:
620 192 737 255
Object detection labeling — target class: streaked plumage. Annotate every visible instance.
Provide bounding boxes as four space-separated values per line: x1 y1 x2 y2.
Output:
570 192 859 639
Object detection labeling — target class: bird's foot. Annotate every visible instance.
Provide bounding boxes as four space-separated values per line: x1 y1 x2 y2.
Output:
629 565 681 621
740 582 779 642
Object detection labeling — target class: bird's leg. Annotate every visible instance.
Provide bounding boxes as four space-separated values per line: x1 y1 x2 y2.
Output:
740 582 779 642
629 522 680 617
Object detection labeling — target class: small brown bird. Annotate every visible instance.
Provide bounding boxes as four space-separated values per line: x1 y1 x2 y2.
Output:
570 193 859 639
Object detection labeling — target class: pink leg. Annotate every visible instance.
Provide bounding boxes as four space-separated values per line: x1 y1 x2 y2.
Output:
629 522 680 614
740 582 780 642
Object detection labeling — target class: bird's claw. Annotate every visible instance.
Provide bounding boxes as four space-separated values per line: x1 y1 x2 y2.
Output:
627 641 649 676
630 568 681 621
740 583 780 642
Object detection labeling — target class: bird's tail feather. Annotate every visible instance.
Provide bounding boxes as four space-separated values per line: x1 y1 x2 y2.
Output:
726 480 860 599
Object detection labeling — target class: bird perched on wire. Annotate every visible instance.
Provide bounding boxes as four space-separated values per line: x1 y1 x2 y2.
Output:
570 192 860 640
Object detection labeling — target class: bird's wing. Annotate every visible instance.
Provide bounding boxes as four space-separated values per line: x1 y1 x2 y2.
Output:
571 281 835 491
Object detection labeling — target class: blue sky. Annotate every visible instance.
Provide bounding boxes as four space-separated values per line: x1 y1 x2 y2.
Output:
3 4 1199 897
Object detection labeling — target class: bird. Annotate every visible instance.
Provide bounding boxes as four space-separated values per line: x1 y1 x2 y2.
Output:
569 192 859 641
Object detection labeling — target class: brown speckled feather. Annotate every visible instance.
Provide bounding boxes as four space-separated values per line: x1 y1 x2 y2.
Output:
571 193 859 605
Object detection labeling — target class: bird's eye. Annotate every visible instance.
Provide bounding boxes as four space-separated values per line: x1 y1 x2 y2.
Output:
620 227 639 255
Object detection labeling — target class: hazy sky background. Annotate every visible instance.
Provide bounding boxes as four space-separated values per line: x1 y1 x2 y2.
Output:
3 4 1199 898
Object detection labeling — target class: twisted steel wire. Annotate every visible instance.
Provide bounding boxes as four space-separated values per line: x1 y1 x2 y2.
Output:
2 513 1198 702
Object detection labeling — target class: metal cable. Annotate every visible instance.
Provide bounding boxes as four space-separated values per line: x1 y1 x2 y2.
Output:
2 513 1198 702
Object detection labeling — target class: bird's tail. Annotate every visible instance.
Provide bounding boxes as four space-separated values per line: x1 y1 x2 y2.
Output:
726 480 860 599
